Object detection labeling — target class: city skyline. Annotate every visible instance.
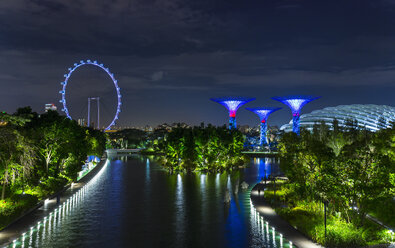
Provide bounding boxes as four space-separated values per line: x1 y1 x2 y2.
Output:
1 0 395 128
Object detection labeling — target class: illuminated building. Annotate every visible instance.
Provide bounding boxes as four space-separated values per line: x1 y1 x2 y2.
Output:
281 104 395 132
78 119 86 126
210 97 255 129
246 107 281 146
272 95 320 135
45 103 57 112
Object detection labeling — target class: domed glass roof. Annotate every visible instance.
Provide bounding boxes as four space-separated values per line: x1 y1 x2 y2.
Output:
281 104 395 132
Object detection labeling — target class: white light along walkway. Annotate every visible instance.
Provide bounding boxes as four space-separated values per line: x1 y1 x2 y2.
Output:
251 183 323 248
0 159 108 248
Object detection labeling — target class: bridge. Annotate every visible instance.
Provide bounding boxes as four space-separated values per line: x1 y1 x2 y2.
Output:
106 149 142 155
242 151 278 157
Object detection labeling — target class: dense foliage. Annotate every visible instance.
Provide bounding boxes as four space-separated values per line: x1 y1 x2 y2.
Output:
271 121 395 247
155 125 249 172
0 107 106 229
107 128 147 149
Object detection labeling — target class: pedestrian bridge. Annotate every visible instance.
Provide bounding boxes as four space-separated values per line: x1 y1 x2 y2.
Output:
106 149 141 155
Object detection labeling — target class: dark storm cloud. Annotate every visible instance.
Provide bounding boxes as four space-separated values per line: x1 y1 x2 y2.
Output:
0 0 221 56
0 0 394 127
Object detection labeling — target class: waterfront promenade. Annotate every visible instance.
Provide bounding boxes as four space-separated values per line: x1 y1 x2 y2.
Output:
250 183 323 248
0 158 108 247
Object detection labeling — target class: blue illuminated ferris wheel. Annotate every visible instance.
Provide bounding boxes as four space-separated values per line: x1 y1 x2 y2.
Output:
59 60 122 130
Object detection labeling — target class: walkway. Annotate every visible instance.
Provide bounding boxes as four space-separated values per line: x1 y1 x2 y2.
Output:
250 183 323 248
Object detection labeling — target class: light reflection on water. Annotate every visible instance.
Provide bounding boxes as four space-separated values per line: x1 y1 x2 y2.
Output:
8 156 292 248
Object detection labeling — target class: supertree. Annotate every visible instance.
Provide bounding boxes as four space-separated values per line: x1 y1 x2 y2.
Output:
210 97 255 129
272 95 320 135
246 107 281 146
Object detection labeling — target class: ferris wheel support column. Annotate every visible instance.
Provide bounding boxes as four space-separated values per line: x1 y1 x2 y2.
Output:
97 97 100 130
87 98 91 127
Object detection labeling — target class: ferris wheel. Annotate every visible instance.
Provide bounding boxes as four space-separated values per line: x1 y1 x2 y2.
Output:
59 60 122 130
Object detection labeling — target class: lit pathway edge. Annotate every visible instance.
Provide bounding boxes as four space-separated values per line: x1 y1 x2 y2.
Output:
250 183 323 248
0 158 110 248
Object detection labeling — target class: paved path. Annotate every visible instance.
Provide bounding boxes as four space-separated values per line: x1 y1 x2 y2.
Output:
251 183 323 248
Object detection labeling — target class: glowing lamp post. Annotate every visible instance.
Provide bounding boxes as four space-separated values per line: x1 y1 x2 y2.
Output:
246 107 281 146
272 96 320 135
210 97 255 129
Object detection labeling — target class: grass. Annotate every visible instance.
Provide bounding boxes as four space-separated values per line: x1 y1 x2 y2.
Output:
264 183 394 247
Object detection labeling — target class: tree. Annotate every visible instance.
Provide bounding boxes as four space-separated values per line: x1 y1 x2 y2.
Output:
16 134 36 193
159 125 247 172
340 132 392 224
0 113 28 199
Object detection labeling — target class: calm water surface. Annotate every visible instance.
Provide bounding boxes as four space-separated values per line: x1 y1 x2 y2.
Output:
11 156 290 248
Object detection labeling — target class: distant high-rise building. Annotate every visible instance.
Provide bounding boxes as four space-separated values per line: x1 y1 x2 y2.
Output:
78 118 86 126
45 103 57 112
144 125 153 132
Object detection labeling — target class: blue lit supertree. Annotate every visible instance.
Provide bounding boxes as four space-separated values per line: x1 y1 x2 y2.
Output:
272 96 320 135
246 107 281 146
210 97 255 129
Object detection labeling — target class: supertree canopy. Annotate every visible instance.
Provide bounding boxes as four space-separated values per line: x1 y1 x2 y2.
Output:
272 95 320 135
246 107 281 146
210 97 255 129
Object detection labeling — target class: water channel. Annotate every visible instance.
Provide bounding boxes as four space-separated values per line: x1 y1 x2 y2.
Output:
7 155 293 248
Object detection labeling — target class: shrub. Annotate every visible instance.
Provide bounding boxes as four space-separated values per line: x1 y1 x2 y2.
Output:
315 221 365 247
0 194 38 230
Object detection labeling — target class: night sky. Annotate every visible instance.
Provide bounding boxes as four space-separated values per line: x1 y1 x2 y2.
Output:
1 0 394 128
